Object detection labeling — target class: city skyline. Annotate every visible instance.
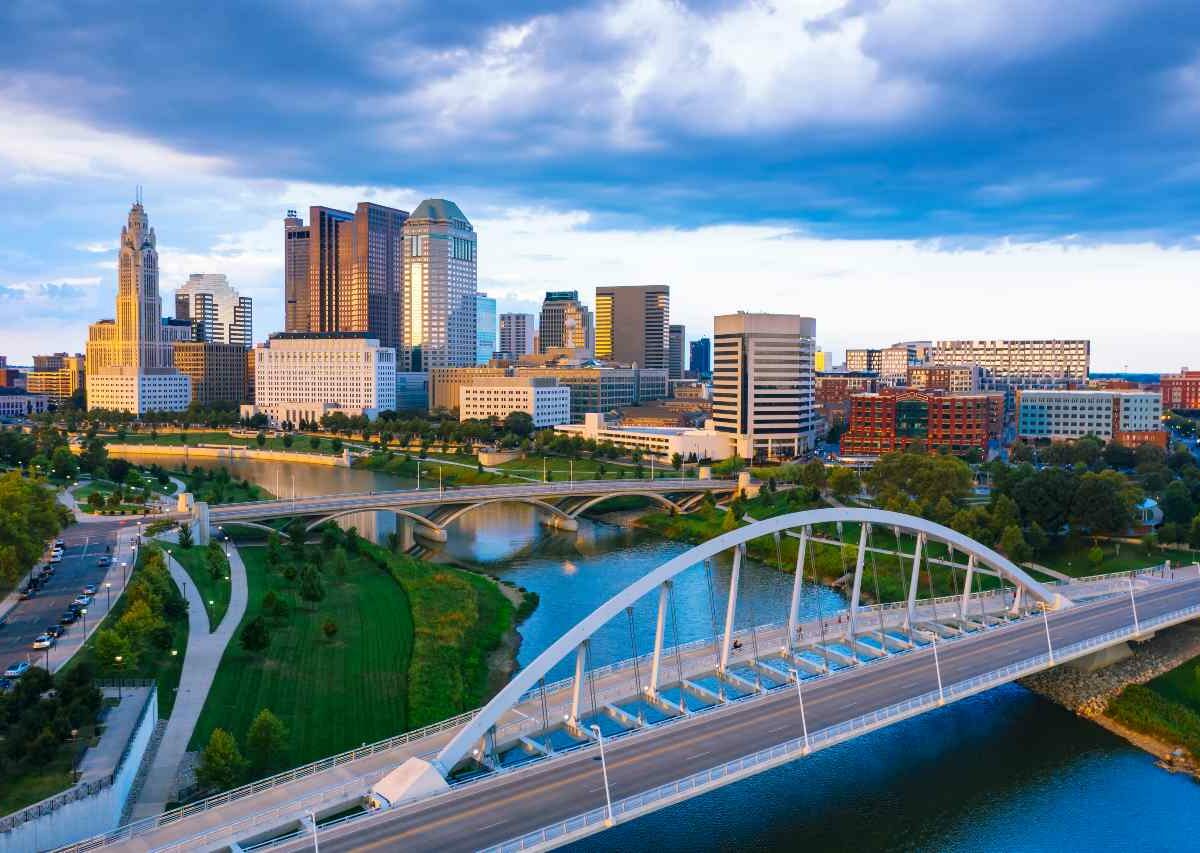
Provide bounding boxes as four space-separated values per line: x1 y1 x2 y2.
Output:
3 4 1200 368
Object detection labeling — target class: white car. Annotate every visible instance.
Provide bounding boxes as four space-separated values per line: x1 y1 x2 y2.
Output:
31 634 54 650
3 661 30 678
73 594 92 607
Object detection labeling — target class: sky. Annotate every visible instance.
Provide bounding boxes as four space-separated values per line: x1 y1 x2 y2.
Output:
2 0 1200 370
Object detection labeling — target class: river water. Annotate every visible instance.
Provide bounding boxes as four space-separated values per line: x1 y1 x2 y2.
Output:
145 454 1200 850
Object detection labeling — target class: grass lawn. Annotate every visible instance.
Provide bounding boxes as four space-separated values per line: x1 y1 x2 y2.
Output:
0 723 96 815
1109 654 1200 758
64 545 188 719
188 546 415 773
1034 539 1197 578
166 544 231 631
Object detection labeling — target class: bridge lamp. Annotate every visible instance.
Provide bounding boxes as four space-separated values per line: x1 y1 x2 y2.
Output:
590 724 615 826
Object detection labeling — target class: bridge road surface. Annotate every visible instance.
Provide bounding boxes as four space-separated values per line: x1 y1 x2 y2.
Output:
278 579 1200 853
0 519 124 668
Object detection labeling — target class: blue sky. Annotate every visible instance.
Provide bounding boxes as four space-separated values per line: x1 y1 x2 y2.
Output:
2 0 1200 369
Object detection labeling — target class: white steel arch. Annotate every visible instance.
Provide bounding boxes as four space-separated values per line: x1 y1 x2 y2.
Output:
304 506 444 536
430 497 574 529
563 491 683 517
432 506 1071 775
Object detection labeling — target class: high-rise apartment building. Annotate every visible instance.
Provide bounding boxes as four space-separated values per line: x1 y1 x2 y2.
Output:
402 199 476 372
907 364 982 393
284 203 408 349
845 348 883 373
175 274 253 347
86 200 190 413
499 313 536 359
476 292 497 365
172 342 248 406
932 340 1090 380
689 337 711 379
713 313 818 461
668 324 686 381
594 285 670 369
880 345 914 384
27 354 85 403
539 291 592 354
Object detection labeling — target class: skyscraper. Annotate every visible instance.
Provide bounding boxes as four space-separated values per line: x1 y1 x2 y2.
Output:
499 312 536 359
284 202 408 348
175 274 253 347
86 199 190 412
538 291 592 354
712 313 817 461
594 285 669 369
668 324 686 381
402 199 477 372
476 292 497 365
690 337 712 379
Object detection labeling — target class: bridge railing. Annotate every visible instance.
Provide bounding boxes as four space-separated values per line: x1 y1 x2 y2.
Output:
481 595 1200 853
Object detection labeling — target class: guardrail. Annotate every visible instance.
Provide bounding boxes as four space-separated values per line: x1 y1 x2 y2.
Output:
481 596 1200 852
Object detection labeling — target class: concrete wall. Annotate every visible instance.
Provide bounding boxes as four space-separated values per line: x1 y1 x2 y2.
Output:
104 443 351 468
478 448 524 466
1 688 157 853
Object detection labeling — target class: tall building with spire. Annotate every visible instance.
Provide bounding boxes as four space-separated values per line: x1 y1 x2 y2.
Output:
86 198 190 412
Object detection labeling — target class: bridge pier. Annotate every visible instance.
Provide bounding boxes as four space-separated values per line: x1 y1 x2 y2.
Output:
414 525 449 544
192 500 211 546
541 515 580 532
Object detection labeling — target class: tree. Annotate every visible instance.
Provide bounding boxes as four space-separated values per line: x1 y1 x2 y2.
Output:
299 565 325 608
177 524 193 549
196 728 246 791
1161 481 1196 526
282 433 294 449
998 525 1031 564
801 460 827 491
245 709 287 774
1189 513 1200 548
95 628 133 671
240 615 270 653
1087 545 1105 570
266 531 282 571
256 431 267 448
331 438 343 454
828 467 860 501
503 410 535 438
206 544 225 580
721 508 738 532
671 453 683 471
331 548 349 581
322 617 339 639
1026 522 1050 555
51 445 78 479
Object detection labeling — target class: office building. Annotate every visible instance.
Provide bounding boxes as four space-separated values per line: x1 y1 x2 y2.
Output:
241 333 396 428
27 354 85 403
1016 389 1165 447
815 371 879 427
907 364 982 393
429 367 510 412
1161 370 1200 412
175 274 253 347
172 341 248 406
459 376 571 428
0 366 25 388
881 345 916 385
539 291 592 354
845 348 882 374
668 324 686 381
395 372 429 411
86 200 191 413
0 389 49 418
499 313 536 360
841 389 1004 458
402 199 476 372
556 413 733 462
476 292 497 365
284 203 408 349
161 318 195 343
689 337 711 379
894 340 933 363
713 312 818 461
932 339 1090 380
594 285 670 369
814 351 833 372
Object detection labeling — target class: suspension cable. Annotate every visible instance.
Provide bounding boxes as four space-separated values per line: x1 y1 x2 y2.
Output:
704 559 722 667
626 606 643 699
893 525 911 634
669 580 685 703
538 677 549 733
809 525 831 672
867 524 888 645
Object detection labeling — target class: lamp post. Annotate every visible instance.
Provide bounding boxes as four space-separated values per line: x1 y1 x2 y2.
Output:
114 655 123 699
120 561 127 587
81 607 87 639
105 582 112 612
787 668 810 753
589 724 614 826
1127 575 1141 636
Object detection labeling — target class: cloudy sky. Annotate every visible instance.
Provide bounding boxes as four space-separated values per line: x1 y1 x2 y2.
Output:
2 0 1199 369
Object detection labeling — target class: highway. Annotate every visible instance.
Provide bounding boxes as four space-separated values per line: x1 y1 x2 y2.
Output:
286 579 1200 853
0 519 126 671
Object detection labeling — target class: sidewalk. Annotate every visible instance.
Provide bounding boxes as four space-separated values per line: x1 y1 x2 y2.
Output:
128 540 249 819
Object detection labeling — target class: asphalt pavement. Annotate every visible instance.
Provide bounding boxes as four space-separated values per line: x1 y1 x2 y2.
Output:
288 578 1200 853
0 518 127 673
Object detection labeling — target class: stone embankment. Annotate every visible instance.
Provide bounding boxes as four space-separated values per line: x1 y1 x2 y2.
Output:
1020 621 1200 777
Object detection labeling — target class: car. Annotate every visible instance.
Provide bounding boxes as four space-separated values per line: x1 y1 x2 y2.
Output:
44 625 64 639
73 595 92 607
31 634 54 650
49 554 62 564
3 661 30 679
97 556 112 567
60 610 79 625
54 538 64 547
18 587 34 600
82 584 98 596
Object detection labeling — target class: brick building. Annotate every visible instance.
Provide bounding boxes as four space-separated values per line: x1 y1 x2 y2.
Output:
815 372 878 427
840 389 1003 458
1161 370 1200 412
907 363 982 393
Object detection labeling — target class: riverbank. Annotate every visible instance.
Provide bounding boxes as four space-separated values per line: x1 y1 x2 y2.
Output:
103 442 352 468
1020 621 1200 780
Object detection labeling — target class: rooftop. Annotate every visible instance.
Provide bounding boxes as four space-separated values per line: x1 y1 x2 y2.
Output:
409 198 471 228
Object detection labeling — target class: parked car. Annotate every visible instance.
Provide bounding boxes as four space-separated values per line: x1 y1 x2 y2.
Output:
73 595 92 608
18 587 34 600
54 538 65 548
44 625 64 639
3 661 30 678
97 556 112 567
49 553 62 564
82 584 98 596
31 634 54 650
60 610 79 625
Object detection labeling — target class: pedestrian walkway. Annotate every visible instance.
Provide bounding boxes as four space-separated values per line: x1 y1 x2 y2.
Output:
128 539 249 819
1023 561 1073 583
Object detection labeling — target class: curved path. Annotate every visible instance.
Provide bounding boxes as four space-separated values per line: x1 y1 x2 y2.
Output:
129 539 249 819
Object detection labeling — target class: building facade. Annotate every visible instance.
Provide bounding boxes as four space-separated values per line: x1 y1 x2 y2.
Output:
880 345 915 385
594 285 670 369
932 339 1090 380
476 292 497 365
539 291 592 354
283 209 310 333
713 313 818 461
1161 370 1200 412
1016 389 1165 446
242 333 396 427
175 274 253 347
499 313 536 360
402 199 476 372
689 337 711 379
841 389 1004 458
0 389 50 418
172 342 248 406
845 348 882 374
429 367 510 412
815 371 879 427
459 376 571 428
555 413 733 461
27 354 85 403
668 324 686 380
907 363 982 393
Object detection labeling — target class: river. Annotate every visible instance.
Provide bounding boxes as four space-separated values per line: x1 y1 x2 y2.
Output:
144 454 1200 850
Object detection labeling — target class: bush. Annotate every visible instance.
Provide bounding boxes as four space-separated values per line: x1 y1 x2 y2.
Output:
321 617 338 639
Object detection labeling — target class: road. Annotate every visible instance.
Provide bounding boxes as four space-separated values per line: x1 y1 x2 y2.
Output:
0 518 127 672
287 579 1200 853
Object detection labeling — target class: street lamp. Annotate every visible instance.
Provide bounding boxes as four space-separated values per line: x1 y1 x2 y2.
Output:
787 668 810 753
105 582 112 611
305 809 320 853
114 655 123 699
589 724 614 826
